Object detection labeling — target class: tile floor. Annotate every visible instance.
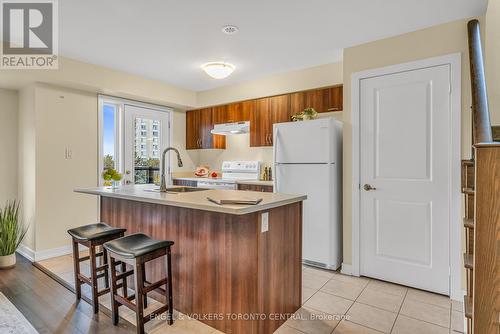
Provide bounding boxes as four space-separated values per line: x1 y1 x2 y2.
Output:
37 254 465 334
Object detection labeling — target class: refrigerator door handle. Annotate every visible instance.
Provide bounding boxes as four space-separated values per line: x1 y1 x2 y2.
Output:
273 127 279 191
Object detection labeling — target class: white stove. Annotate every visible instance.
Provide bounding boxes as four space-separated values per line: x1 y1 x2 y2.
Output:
197 161 261 190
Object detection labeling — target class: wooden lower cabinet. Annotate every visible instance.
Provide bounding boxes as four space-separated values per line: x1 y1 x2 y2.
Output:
237 183 273 192
101 197 302 334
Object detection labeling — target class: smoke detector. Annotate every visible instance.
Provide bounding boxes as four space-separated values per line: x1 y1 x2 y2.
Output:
222 25 239 35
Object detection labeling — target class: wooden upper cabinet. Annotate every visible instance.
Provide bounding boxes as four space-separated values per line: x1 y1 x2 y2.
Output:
250 95 290 147
290 85 343 115
186 109 201 150
251 98 272 147
211 106 226 149
226 100 252 123
186 108 225 150
187 85 342 150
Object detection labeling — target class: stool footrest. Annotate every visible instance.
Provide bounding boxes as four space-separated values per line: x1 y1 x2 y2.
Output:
144 305 169 324
114 294 136 312
116 270 134 281
79 251 104 262
97 288 110 297
144 278 168 294
96 264 109 272
78 273 92 285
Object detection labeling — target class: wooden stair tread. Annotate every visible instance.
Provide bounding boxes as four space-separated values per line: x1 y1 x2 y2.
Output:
462 187 475 195
464 295 472 319
463 217 475 229
462 159 475 167
464 253 474 269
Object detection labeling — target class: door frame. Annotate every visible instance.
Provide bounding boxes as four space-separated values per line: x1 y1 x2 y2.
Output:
350 53 462 300
98 95 173 185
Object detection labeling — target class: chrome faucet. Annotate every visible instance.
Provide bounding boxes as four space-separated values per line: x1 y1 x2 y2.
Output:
160 147 183 192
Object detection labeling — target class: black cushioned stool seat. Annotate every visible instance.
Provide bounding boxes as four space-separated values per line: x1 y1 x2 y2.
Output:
68 223 126 242
67 223 126 314
104 233 175 334
103 233 174 259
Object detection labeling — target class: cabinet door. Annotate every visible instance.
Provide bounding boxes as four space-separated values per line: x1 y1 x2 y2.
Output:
290 88 327 114
211 106 226 149
327 86 343 112
250 97 272 147
186 110 200 150
227 100 252 123
199 107 214 149
269 94 290 145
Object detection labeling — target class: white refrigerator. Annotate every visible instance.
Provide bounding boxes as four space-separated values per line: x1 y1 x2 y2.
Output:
273 117 343 270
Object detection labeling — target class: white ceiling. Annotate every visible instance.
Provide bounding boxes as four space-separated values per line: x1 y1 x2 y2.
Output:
59 0 487 91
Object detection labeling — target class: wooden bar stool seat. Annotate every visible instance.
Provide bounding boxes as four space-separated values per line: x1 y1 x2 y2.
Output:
104 233 174 334
67 223 127 313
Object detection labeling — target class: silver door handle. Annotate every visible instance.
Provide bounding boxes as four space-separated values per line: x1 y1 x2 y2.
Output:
363 184 377 191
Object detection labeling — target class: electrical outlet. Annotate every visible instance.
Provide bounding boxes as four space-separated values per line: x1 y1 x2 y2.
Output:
261 212 269 233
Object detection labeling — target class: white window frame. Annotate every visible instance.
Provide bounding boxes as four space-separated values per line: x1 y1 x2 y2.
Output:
98 95 173 186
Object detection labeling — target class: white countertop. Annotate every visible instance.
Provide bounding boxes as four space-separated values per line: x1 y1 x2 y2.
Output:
75 184 305 215
173 177 274 187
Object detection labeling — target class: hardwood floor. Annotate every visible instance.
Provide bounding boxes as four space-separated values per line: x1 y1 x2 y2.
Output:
0 253 135 334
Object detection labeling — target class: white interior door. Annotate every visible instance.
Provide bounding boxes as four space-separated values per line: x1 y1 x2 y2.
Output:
124 105 170 185
360 64 451 294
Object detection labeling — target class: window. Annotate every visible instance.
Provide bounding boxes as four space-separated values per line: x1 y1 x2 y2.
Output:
101 103 118 171
99 96 172 186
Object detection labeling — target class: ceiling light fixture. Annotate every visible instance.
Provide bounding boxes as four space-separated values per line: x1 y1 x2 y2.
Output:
201 62 235 79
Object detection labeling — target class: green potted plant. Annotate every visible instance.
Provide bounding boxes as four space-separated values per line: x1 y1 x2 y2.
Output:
102 168 123 189
0 201 28 269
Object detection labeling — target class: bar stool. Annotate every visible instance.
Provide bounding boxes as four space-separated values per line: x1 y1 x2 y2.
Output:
67 223 127 313
104 233 174 334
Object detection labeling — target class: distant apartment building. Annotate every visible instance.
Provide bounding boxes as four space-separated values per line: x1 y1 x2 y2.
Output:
135 118 160 159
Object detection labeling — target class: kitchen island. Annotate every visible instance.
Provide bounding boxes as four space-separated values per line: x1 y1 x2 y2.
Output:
75 184 306 334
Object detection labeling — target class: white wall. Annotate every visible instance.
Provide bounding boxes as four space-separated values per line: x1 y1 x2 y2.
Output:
0 88 18 205
18 86 36 250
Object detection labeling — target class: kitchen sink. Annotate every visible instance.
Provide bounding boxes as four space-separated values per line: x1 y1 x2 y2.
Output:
144 187 208 193
165 187 208 193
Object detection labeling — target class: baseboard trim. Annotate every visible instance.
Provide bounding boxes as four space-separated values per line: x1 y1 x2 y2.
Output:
17 244 85 262
34 245 73 261
16 245 35 262
340 263 353 275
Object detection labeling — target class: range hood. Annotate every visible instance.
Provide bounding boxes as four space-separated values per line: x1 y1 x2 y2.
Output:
211 121 250 135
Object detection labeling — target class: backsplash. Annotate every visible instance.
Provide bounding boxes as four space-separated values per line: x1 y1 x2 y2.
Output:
197 133 273 171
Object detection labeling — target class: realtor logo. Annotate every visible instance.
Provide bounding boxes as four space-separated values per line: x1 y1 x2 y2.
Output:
1 0 58 69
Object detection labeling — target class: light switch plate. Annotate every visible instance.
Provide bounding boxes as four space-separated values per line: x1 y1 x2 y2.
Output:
261 212 269 233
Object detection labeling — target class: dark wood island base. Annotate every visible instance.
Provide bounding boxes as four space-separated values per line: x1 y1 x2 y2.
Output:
100 196 302 334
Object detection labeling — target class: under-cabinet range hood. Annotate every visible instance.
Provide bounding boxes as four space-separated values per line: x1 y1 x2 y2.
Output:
210 121 250 135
